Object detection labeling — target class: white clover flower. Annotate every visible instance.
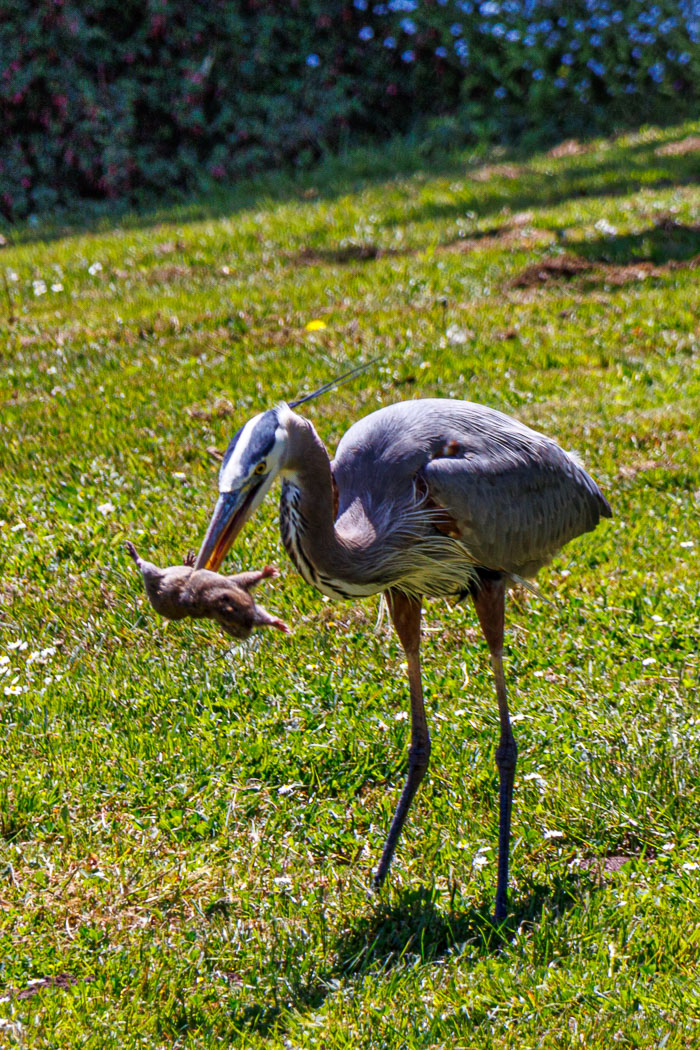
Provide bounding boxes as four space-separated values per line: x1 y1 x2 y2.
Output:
97 501 115 516
27 647 56 665
88 262 103 275
33 280 47 296
446 324 468 344
51 282 64 292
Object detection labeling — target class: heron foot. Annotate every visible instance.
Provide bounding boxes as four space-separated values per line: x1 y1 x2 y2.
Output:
370 869 385 892
493 899 510 923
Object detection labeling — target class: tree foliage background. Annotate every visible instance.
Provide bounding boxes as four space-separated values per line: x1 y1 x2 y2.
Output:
2 0 698 219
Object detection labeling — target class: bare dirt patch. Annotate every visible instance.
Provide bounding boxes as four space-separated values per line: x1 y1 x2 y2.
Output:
546 138 591 158
293 243 404 266
187 397 237 421
144 264 193 284
9 973 90 1000
510 255 593 287
617 460 664 480
471 163 523 181
440 221 553 255
510 251 700 289
153 240 185 255
655 135 700 156
572 854 647 880
654 215 700 235
292 219 552 267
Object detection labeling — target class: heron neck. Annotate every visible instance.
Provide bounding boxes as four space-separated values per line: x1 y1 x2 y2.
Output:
280 418 358 591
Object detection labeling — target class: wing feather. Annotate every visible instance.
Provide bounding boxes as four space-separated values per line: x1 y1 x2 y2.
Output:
423 444 610 576
332 399 611 581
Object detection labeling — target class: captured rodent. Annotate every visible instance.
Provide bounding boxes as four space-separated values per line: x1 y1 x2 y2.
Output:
126 541 290 640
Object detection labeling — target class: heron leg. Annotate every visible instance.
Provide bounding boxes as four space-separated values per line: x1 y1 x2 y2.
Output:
372 590 429 889
472 576 516 921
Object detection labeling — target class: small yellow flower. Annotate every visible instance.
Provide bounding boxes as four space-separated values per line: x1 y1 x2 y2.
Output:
304 319 327 331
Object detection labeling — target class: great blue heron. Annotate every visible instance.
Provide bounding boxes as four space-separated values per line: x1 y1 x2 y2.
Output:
194 397 611 919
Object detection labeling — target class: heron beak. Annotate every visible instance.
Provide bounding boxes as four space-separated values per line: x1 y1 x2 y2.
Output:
194 485 261 571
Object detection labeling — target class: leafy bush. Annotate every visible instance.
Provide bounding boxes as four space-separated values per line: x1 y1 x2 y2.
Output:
1 0 698 219
365 0 700 144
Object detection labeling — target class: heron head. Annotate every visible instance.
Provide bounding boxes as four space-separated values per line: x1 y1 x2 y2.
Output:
194 405 292 571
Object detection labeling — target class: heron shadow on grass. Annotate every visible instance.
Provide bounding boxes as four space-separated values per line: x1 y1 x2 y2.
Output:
334 872 592 978
221 870 597 1039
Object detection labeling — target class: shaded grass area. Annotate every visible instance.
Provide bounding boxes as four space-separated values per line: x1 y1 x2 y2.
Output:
1 121 699 1047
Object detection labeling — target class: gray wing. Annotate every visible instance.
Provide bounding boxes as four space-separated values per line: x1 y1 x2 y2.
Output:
334 399 611 578
423 442 610 577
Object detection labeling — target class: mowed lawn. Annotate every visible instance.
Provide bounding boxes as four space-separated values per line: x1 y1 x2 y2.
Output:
1 122 699 1048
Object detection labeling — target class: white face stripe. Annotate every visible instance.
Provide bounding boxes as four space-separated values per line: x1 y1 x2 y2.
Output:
218 412 264 493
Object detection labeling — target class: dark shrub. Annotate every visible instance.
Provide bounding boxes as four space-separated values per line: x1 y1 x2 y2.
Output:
1 0 698 219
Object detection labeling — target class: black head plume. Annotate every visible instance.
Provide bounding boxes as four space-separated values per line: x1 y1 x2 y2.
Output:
289 357 381 409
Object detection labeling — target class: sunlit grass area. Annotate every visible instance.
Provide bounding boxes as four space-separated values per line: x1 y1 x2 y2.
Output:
1 122 699 1048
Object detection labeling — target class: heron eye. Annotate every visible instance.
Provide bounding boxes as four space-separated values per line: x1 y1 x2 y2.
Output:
254 462 267 475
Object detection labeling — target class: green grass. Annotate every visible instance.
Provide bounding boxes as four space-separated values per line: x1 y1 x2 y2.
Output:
1 121 699 1048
